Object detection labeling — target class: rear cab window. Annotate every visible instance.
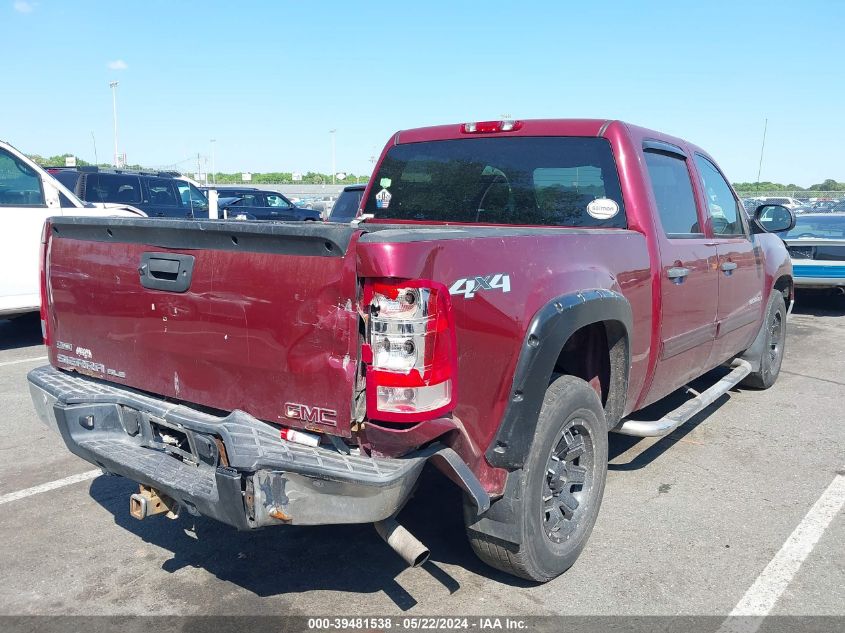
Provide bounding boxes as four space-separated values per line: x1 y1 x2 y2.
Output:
364 137 626 228
330 188 365 222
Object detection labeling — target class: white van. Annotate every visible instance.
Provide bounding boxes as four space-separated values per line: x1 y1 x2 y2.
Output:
0 140 145 318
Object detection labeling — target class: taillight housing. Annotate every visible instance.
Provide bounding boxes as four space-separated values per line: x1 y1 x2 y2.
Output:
363 279 457 422
462 120 522 134
39 220 52 345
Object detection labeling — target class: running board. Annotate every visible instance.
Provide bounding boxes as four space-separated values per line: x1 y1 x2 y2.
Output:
614 359 752 437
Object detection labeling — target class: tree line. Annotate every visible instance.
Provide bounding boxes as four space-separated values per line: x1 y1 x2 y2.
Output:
27 153 842 191
27 153 368 185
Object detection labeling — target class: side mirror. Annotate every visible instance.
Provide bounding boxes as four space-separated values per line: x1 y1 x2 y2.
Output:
752 204 795 234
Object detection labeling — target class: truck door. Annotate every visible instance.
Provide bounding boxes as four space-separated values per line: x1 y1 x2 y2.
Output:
641 143 720 406
0 147 57 315
693 154 765 367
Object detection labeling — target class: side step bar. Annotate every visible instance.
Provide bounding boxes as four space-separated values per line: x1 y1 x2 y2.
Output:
615 359 752 437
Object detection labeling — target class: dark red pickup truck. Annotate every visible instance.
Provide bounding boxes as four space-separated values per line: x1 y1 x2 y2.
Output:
29 119 795 581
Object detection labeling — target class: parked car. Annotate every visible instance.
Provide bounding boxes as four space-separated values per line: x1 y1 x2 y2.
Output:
29 119 794 582
203 187 321 221
781 213 845 289
757 196 804 209
50 167 209 219
0 141 145 318
812 200 839 212
327 184 366 222
741 197 763 213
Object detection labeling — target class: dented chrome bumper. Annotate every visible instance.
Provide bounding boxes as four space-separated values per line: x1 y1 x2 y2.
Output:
27 365 431 529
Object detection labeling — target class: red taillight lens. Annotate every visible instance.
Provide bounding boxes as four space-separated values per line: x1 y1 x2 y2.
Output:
363 279 457 422
462 120 522 134
39 220 52 346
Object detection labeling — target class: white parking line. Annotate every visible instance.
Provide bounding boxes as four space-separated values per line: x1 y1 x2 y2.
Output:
0 469 101 506
718 467 845 633
0 355 47 367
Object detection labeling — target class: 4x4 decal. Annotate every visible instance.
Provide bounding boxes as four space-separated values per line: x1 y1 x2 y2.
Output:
449 274 511 299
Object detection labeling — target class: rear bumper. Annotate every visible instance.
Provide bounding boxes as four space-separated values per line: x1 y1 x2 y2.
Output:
27 365 433 529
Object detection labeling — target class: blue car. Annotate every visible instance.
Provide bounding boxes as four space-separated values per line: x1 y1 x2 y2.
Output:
782 213 845 289
202 187 321 221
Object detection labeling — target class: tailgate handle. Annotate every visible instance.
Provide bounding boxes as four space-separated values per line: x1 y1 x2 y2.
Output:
139 253 195 293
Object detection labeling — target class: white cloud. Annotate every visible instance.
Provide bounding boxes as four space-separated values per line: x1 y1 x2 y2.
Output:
13 1 36 13
107 59 128 71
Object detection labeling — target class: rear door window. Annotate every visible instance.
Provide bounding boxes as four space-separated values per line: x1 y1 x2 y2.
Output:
145 178 180 206
85 174 142 204
233 192 262 207
364 137 626 227
643 150 702 237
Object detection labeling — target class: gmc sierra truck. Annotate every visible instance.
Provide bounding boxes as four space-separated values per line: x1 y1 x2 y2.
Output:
28 119 795 581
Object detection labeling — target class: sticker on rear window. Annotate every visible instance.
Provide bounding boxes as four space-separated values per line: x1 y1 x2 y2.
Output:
586 198 619 220
380 177 392 188
375 188 392 209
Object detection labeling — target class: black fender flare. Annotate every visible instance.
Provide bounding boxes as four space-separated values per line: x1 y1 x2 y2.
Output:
485 288 632 470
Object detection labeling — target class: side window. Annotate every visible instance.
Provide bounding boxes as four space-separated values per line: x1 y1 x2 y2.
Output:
0 149 45 207
145 178 179 206
694 155 745 236
236 193 261 206
89 174 142 204
267 194 291 208
175 182 208 208
643 150 702 237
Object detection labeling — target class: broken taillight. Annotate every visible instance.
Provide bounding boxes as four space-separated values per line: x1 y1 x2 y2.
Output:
363 279 457 422
39 220 52 346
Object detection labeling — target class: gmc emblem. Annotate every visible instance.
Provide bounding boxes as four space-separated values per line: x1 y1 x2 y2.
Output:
284 402 337 427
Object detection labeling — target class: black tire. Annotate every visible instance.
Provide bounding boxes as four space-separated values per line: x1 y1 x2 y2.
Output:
467 375 608 581
741 291 787 389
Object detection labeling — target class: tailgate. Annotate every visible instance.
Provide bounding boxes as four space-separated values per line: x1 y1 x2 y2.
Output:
45 217 362 437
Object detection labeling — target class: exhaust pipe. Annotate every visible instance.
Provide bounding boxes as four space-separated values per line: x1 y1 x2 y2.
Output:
374 518 430 568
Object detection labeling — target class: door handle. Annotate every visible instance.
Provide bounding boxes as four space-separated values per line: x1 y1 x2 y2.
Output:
139 253 195 293
667 267 690 283
720 261 738 275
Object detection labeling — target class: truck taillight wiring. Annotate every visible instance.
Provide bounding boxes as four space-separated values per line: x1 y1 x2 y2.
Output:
363 279 457 422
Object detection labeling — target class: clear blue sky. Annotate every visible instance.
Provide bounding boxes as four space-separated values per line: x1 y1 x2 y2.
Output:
3 0 843 185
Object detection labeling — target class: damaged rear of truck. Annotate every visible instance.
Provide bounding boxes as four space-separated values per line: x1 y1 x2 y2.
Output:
30 203 648 576
30 119 789 581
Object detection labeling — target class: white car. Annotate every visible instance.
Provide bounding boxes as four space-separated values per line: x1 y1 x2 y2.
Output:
0 140 145 318
757 196 804 209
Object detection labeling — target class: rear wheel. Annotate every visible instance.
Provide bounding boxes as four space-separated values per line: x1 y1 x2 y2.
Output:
467 375 608 581
742 291 787 389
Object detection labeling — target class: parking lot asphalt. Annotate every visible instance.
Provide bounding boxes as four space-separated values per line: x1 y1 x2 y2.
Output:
0 294 842 617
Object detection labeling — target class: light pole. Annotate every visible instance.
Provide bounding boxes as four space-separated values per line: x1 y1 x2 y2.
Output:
109 81 120 167
329 129 336 185
210 139 216 184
